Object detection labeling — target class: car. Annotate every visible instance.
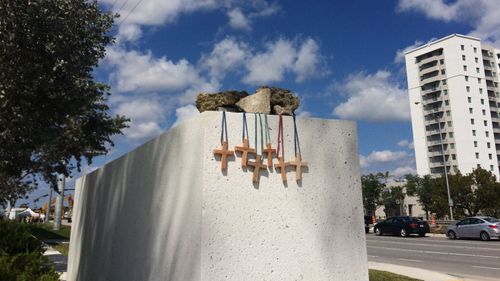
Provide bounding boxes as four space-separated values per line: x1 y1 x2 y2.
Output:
374 216 429 237
447 216 500 241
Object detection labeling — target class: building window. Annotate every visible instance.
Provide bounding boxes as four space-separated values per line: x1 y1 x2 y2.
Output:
476 152 480 159
480 88 483 94
477 164 481 168
477 67 480 73
473 47 477 53
489 153 492 160
463 65 467 71
481 98 484 104
483 109 486 115
491 165 494 171
440 59 444 64
475 57 479 63
452 154 456 160
466 86 470 92
484 120 488 126
486 131 490 137
474 141 478 147
472 129 476 136
442 79 447 85
450 143 455 149
461 45 465 50
445 100 449 106
462 55 466 61
487 142 491 148
468 97 472 103
446 110 451 116
469 108 473 114
471 118 475 125
465 76 469 81
441 69 445 75
447 121 452 127
478 78 481 83
449 132 454 138
444 89 448 95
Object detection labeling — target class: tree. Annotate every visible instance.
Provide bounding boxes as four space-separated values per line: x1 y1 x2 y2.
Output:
361 173 385 215
405 174 434 219
0 0 128 199
380 185 405 217
470 168 500 217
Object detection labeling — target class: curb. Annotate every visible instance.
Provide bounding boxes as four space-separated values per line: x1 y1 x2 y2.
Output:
43 245 67 281
369 261 463 281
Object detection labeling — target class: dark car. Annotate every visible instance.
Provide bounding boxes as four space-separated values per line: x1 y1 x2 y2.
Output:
374 216 429 237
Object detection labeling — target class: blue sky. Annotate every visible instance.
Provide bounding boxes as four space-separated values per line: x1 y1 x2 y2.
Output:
20 0 500 205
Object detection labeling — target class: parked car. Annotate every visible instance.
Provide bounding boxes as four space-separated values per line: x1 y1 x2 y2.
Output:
447 216 500 241
374 216 429 237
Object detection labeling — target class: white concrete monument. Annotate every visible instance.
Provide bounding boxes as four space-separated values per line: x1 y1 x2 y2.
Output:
67 111 368 281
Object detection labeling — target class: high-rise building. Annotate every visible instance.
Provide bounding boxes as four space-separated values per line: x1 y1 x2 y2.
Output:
405 34 500 178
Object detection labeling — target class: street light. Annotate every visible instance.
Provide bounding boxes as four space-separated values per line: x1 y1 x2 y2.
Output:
415 101 454 220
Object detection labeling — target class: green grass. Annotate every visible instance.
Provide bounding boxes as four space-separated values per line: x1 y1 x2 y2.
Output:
53 243 70 256
369 269 422 281
28 223 71 241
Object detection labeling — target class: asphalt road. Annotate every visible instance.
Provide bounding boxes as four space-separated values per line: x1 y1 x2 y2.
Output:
366 233 500 280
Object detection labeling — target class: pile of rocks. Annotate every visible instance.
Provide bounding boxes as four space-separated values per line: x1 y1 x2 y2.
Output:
195 86 300 115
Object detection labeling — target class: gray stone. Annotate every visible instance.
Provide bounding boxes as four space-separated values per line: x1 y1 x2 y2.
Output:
196 90 248 112
236 87 271 113
267 86 300 115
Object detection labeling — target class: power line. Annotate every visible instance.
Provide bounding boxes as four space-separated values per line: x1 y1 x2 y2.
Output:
115 0 131 17
117 0 146 27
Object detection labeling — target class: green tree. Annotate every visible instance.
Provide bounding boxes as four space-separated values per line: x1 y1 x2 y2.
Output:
0 0 128 199
380 185 405 217
470 168 500 217
404 174 434 219
361 173 385 215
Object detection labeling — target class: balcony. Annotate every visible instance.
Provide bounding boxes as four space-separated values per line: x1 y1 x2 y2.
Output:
489 96 497 102
422 96 442 106
421 86 442 96
421 73 445 83
493 127 500 134
418 54 443 66
420 65 441 76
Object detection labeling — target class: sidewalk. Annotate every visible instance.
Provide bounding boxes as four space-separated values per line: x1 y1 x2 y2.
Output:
43 245 67 281
369 261 463 281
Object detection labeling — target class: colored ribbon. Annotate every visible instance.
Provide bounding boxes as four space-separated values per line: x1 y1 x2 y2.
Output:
220 111 228 144
242 112 249 141
293 113 301 156
276 114 284 159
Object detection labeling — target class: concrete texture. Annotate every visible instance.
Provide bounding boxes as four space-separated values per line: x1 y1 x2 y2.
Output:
68 111 368 281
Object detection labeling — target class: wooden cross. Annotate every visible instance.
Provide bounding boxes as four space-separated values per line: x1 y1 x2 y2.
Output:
247 155 268 182
286 153 308 181
234 138 255 167
262 143 276 167
273 156 291 182
213 141 234 171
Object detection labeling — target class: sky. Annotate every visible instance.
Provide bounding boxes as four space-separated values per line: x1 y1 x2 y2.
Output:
19 0 500 205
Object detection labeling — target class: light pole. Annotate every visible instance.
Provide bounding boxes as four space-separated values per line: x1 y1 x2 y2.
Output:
415 101 454 220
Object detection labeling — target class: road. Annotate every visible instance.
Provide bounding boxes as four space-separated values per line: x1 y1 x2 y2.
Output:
366 233 500 280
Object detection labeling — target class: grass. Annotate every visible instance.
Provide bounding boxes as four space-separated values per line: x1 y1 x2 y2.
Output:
28 223 71 241
53 243 70 256
369 269 422 281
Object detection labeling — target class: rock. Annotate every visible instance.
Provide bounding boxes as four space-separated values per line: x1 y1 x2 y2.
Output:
196 90 248 112
236 87 271 114
273 105 294 115
266 86 300 115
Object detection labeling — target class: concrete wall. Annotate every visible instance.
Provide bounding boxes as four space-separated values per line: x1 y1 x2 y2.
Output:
68 111 368 281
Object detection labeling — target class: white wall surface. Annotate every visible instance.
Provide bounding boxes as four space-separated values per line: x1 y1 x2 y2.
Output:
68 111 368 281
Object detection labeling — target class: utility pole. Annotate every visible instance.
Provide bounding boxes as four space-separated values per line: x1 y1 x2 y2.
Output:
45 187 52 224
53 174 65 230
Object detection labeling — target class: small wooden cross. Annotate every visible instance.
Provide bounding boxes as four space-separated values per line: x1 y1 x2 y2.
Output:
286 153 308 181
262 143 276 167
234 138 255 167
213 141 234 171
273 156 291 182
247 155 268 182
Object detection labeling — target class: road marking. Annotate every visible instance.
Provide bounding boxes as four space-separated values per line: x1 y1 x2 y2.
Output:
472 266 500 271
367 245 500 259
397 258 422 263
367 239 500 252
366 235 500 248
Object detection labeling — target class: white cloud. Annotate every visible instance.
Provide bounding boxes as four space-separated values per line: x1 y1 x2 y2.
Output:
227 8 251 30
172 105 200 127
243 38 324 85
294 39 322 82
115 98 165 140
360 150 409 169
106 47 211 94
394 40 424 64
200 37 249 80
398 139 415 149
397 0 500 46
333 71 410 122
391 166 417 177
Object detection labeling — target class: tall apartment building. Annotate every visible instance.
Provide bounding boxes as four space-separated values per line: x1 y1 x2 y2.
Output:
405 34 500 178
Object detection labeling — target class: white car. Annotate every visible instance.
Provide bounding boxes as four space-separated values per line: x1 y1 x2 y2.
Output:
447 216 500 241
